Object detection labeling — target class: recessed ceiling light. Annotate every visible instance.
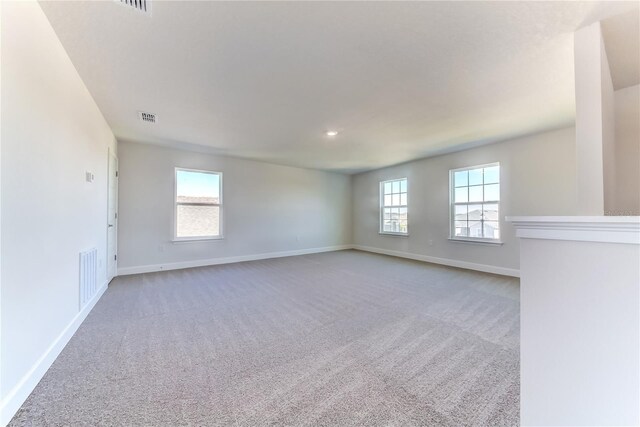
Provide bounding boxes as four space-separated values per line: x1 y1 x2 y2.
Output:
326 130 338 137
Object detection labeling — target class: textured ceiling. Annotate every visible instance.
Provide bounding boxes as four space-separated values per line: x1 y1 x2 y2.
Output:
40 1 639 173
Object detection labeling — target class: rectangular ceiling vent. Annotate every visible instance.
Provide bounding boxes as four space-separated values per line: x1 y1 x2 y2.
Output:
138 111 157 123
117 0 151 15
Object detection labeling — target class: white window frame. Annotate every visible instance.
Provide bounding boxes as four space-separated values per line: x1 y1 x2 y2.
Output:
449 163 502 245
173 167 223 242
379 177 408 236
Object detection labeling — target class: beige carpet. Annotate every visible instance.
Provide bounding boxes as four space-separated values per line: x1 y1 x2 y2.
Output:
10 250 520 426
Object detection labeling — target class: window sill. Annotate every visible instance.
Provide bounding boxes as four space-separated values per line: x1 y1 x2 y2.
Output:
379 232 409 237
448 237 503 246
172 236 224 243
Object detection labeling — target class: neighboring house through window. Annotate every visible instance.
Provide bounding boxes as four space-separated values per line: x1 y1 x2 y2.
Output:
450 163 500 241
380 178 408 235
175 168 222 240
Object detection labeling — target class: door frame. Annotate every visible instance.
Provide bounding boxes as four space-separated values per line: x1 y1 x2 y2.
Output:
107 148 118 282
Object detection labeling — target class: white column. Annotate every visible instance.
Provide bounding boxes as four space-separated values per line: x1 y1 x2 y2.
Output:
574 22 615 215
509 216 640 426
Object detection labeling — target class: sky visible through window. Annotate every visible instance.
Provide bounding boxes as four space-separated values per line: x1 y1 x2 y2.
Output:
177 170 219 199
175 169 221 238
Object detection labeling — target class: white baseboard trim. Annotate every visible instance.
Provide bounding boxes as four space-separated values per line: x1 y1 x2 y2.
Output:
117 244 519 278
0 281 108 426
352 245 520 277
117 245 353 276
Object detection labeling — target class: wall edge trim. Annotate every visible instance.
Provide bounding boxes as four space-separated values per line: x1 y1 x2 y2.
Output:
352 245 520 277
117 245 353 275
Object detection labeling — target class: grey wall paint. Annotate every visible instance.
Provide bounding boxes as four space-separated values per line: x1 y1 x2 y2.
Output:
117 141 352 270
352 127 578 271
1 0 117 404
613 84 640 215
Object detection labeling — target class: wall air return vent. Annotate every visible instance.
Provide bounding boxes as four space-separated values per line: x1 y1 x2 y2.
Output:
117 0 151 14
138 111 157 123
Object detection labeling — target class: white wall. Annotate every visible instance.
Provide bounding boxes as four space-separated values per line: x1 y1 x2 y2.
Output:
117 141 352 273
601 32 616 215
613 84 640 215
574 22 612 215
512 217 640 426
352 127 578 274
0 1 116 423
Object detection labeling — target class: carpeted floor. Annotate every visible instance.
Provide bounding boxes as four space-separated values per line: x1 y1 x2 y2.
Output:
10 250 520 426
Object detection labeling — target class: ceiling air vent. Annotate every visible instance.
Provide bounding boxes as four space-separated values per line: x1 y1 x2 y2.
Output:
138 111 157 123
117 0 151 14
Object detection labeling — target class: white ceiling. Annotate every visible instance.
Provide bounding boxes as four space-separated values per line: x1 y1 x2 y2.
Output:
40 1 639 174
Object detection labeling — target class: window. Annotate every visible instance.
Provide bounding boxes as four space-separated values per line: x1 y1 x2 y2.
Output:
380 178 408 235
175 168 222 240
450 163 500 241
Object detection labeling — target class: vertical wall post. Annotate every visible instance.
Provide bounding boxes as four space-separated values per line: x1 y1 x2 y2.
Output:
574 22 615 215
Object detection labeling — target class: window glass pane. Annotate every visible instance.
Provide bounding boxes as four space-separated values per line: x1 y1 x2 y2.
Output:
454 187 468 203
484 166 499 184
381 179 408 233
454 205 467 221
176 170 219 203
450 164 499 240
469 221 484 237
176 205 220 237
484 184 499 201
482 203 499 221
469 185 483 202
454 221 469 237
467 204 482 220
483 221 500 239
468 168 483 185
454 170 468 187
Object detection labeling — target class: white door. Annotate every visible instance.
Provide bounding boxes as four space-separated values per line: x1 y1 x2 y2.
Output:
107 150 118 282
